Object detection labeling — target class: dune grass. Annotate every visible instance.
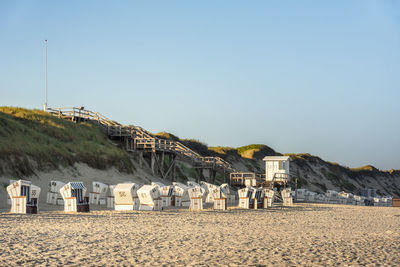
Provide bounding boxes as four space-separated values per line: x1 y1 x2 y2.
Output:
237 144 266 155
0 107 134 177
350 165 377 172
208 146 236 155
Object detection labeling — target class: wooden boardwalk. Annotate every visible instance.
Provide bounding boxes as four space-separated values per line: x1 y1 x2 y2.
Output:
47 107 236 177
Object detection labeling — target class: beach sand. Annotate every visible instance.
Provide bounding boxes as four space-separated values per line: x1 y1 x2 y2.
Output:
0 204 399 266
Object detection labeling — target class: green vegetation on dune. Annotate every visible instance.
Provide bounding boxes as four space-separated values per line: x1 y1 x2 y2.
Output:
154 132 180 141
208 146 236 155
0 107 134 176
152 132 279 161
237 144 266 155
237 144 279 159
350 165 377 172
285 153 318 161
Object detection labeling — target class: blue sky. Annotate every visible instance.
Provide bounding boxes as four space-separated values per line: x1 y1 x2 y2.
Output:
1 1 399 170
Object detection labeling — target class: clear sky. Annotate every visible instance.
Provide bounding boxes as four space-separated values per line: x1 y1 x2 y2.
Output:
1 1 399 170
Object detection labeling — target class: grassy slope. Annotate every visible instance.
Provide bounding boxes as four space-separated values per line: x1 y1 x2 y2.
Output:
0 107 134 177
1 110 398 194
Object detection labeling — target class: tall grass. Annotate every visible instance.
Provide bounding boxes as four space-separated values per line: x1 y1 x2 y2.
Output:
0 107 134 177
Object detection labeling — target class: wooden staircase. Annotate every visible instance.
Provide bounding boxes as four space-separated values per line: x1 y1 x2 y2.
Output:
47 107 237 174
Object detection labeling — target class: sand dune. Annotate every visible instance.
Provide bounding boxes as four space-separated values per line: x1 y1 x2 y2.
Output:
0 204 399 266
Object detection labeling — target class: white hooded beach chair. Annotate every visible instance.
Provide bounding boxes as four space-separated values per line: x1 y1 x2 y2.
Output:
113 183 140 211
338 191 352 205
30 184 41 209
372 197 381 206
46 181 65 205
60 182 89 212
381 197 392 207
137 185 162 211
249 188 264 209
315 193 326 203
263 188 275 208
173 182 191 207
89 181 108 205
187 181 200 187
295 189 308 202
326 190 339 203
281 188 293 207
188 186 206 211
238 187 255 209
152 182 174 207
353 195 362 205
200 182 220 204
107 185 116 208
208 186 229 210
221 183 236 205
7 180 40 214
305 191 317 202
7 179 17 205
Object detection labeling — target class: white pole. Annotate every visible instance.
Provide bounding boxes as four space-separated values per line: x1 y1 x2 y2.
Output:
43 40 48 111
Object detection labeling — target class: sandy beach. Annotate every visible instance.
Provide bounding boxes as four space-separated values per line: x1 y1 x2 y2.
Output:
0 204 399 266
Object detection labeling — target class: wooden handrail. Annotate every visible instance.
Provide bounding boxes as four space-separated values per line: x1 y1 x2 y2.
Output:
47 107 238 173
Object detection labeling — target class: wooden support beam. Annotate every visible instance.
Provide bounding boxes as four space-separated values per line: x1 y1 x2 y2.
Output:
164 155 176 180
153 152 166 178
138 151 144 168
172 160 176 182
161 152 165 172
195 168 205 183
125 137 129 151
151 152 156 175
211 170 217 184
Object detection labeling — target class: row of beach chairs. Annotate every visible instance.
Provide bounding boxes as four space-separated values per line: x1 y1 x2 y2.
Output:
295 189 393 206
238 187 294 209
5 179 238 214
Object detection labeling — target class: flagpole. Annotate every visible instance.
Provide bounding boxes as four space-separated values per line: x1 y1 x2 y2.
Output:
44 39 48 111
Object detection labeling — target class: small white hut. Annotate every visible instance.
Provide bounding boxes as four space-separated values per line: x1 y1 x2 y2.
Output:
188 186 206 210
113 183 140 211
173 182 191 207
46 181 65 205
7 180 39 214
263 156 290 183
107 185 116 209
137 185 162 211
152 182 174 207
59 182 89 212
89 181 108 205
